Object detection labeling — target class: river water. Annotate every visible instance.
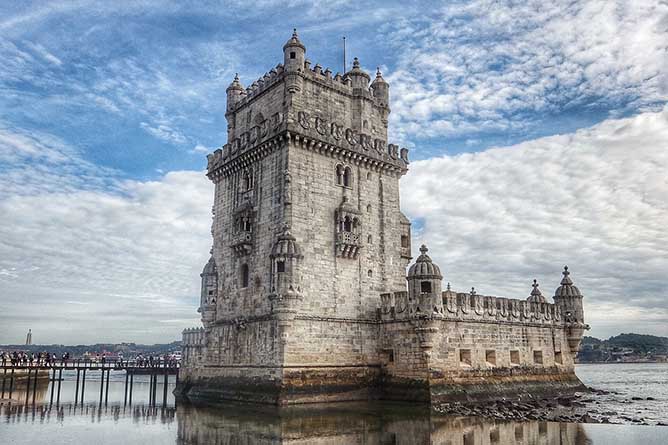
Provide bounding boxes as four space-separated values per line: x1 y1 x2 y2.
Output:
0 364 666 444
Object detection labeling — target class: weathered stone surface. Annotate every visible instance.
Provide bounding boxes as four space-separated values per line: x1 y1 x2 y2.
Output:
177 31 588 406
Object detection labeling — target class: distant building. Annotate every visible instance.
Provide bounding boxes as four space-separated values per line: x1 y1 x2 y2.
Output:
177 31 589 405
25 329 32 345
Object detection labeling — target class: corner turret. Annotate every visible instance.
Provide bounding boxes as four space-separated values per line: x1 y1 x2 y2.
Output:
199 255 218 328
346 57 370 90
226 73 245 112
283 28 306 73
371 67 389 108
407 245 444 316
553 266 588 355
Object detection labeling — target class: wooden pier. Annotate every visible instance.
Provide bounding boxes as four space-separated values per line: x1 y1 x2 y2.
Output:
0 360 179 408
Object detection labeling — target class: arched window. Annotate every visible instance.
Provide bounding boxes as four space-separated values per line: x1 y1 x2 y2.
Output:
367 234 372 244
243 170 253 191
343 216 352 232
367 269 373 278
366 172 372 180
352 217 359 232
366 204 371 213
343 167 352 187
241 264 249 288
336 164 344 185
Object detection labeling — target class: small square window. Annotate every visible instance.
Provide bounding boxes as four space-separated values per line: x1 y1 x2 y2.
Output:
533 350 543 365
420 281 432 293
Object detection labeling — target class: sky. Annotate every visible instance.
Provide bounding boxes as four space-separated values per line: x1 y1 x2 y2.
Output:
0 0 666 344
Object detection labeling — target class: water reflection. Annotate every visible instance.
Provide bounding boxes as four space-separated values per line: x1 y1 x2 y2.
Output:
176 402 589 445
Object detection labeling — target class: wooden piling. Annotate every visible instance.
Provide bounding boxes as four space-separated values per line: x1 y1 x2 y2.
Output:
152 373 158 406
104 369 110 405
31 369 38 405
162 371 168 406
99 367 104 406
80 368 86 403
8 367 14 399
128 372 133 405
49 368 56 405
123 371 129 406
56 368 62 405
1 367 6 399
74 369 80 405
25 368 31 404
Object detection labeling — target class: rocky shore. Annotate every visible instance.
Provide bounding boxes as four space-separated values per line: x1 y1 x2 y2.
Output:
434 387 667 426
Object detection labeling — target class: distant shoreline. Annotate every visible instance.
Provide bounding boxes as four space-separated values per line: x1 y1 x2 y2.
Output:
577 360 667 364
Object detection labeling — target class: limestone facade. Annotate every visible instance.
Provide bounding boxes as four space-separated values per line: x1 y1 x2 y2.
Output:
178 31 588 405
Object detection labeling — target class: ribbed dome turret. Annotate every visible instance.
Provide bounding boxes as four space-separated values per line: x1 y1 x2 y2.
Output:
201 256 217 276
226 73 244 92
407 245 442 279
554 266 581 297
347 57 371 80
371 67 387 87
527 279 547 303
271 225 302 258
283 28 305 51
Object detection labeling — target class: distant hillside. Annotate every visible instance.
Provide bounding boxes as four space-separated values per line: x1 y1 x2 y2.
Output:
579 333 668 363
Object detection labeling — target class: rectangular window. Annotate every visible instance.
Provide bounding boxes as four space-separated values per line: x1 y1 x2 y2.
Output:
420 281 432 293
510 350 520 365
514 425 523 441
485 350 496 366
533 350 543 365
554 351 563 365
276 261 285 273
463 432 474 445
401 235 409 248
388 349 394 363
290 51 296 59
459 349 472 366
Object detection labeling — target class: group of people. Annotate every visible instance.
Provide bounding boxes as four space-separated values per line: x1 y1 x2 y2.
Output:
1 350 180 367
126 354 179 368
0 351 70 366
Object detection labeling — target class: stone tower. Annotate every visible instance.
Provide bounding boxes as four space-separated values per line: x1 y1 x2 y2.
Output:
179 31 587 406
179 30 411 403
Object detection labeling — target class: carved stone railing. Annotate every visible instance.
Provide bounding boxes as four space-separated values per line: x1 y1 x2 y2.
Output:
379 291 563 326
231 231 253 256
336 231 361 259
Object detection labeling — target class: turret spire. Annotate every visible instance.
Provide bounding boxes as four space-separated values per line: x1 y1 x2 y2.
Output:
527 279 547 303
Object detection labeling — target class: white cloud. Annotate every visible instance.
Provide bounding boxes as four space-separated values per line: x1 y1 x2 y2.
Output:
140 121 188 145
386 0 668 143
401 107 668 338
0 127 213 344
190 143 211 154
